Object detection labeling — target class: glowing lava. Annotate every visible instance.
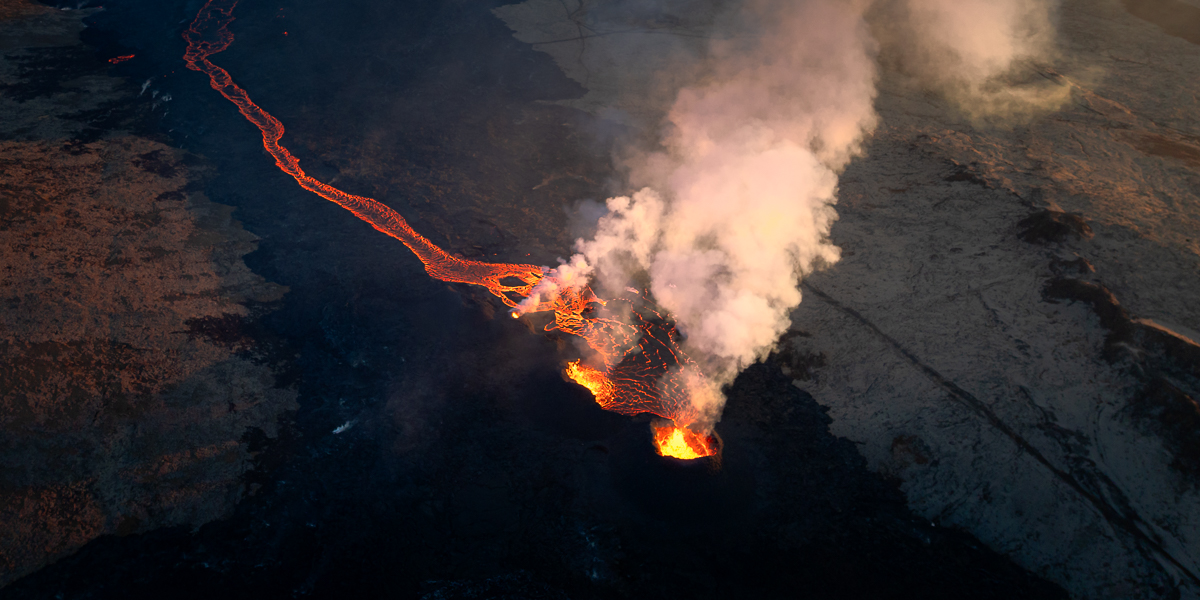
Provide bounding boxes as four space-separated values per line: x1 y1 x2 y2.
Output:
652 424 718 460
565 360 617 410
182 0 542 307
184 0 717 460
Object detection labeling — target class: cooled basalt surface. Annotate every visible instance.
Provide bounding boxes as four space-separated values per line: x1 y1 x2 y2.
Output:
788 2 1200 595
497 0 1200 597
0 0 294 586
2 0 1193 598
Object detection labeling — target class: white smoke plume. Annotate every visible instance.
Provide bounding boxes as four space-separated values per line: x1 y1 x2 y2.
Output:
869 0 1070 120
516 0 1065 428
538 0 880 426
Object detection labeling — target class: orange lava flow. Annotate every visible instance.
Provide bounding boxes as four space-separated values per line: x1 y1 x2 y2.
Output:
652 424 718 460
183 0 542 307
108 54 135 65
564 360 617 410
184 0 715 459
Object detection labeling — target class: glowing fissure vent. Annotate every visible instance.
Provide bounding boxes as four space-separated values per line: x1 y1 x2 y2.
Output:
653 423 718 460
184 0 717 460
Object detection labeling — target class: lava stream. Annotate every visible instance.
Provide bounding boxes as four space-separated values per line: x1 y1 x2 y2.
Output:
184 0 717 460
182 0 542 306
653 423 719 460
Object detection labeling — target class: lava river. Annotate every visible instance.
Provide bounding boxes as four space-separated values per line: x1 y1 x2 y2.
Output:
183 0 718 460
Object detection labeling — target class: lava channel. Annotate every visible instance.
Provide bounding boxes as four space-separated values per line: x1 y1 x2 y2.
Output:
183 0 718 460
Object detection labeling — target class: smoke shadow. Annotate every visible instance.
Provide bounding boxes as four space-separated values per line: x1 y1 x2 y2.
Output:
1122 0 1200 45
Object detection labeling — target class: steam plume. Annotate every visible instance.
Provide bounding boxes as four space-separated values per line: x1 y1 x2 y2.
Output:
533 0 881 426
870 0 1070 119
519 0 1067 428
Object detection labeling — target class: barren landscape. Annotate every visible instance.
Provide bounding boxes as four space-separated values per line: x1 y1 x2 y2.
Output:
1 0 1198 598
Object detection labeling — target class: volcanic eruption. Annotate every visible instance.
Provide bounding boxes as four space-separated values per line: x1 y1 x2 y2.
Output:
512 0 1063 445
187 0 1034 459
525 0 882 440
182 0 911 460
183 0 717 459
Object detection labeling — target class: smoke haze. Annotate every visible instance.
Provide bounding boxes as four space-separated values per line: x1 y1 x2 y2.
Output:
517 0 1065 428
521 0 875 426
870 0 1070 120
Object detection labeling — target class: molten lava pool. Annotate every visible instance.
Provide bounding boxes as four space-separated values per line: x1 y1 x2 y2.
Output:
652 424 718 460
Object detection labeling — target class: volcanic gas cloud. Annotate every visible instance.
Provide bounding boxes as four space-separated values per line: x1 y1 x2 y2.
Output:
527 0 1063 440
185 0 1059 460
522 0 880 436
871 0 1068 120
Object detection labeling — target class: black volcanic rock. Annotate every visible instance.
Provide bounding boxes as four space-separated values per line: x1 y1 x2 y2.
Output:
1044 276 1200 484
8 0 1197 597
0 0 1074 597
1018 210 1094 245
1133 379 1200 481
0 3 294 585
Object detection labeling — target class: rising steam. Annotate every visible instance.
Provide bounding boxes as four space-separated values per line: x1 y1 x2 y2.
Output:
870 0 1070 120
526 0 1066 428
186 0 1067 446
522 0 880 426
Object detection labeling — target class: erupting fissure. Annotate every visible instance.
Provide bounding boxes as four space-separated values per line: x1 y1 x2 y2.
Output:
183 0 717 460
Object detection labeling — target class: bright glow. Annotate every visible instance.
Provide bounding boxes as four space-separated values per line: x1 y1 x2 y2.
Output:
184 0 714 447
652 424 717 460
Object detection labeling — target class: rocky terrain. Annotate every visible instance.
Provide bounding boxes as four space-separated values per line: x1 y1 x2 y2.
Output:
0 1 294 586
496 0 1200 597
0 0 1195 597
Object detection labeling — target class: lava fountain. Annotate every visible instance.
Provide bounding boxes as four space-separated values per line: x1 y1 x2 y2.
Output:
183 0 717 460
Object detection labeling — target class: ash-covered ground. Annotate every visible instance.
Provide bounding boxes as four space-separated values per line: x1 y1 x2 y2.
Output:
0 0 1196 598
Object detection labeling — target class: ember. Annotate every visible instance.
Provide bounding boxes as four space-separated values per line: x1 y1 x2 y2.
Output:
652 423 718 460
183 0 719 459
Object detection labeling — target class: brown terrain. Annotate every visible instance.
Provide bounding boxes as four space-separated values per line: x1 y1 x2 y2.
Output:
0 0 295 586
